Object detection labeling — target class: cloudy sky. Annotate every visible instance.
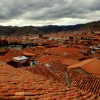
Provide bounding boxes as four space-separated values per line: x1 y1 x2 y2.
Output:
0 0 100 26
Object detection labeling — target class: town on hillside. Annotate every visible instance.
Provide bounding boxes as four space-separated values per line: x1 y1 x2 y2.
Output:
0 31 100 99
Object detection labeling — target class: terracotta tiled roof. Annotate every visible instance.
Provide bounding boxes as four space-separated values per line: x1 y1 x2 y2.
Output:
62 58 80 66
44 48 64 56
65 51 84 60
6 38 21 43
68 58 100 76
22 51 35 56
88 53 100 58
68 70 100 95
0 62 66 99
22 60 100 97
68 58 95 69
56 56 66 63
36 56 51 63
0 61 99 99
55 47 80 53
0 49 23 63
22 47 46 57
22 60 66 82
36 55 66 63
44 47 80 57
37 46 45 49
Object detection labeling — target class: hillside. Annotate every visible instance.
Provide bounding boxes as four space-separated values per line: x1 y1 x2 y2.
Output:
0 20 100 35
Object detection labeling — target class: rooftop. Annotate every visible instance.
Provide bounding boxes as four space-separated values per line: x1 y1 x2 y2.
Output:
68 58 100 76
0 62 99 99
13 56 28 61
0 32 100 99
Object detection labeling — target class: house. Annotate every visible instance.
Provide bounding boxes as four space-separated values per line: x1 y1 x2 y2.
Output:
13 56 28 63
62 58 80 66
0 39 8 46
68 58 100 76
0 62 99 99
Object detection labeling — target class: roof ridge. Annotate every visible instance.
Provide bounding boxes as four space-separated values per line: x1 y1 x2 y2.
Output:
81 58 97 68
68 58 98 69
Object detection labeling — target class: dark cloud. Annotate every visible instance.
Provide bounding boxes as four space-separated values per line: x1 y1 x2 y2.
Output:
88 0 100 11
0 0 100 26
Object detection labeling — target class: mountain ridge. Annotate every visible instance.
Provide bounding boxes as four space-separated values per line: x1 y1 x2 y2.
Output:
0 20 100 35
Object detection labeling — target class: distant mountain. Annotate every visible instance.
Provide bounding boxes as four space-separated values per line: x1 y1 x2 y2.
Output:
0 20 100 35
